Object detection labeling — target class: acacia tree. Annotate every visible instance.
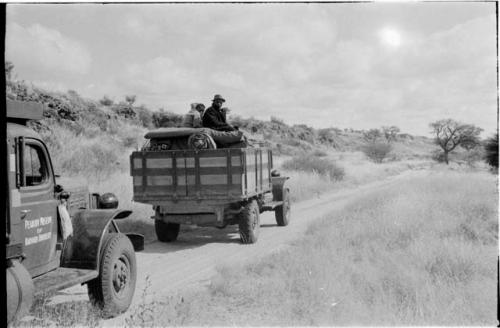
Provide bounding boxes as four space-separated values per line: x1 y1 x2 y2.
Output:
429 119 483 164
125 95 136 106
363 128 382 143
382 126 400 143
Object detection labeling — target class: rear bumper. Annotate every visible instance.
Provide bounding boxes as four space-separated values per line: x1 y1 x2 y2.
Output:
155 204 242 226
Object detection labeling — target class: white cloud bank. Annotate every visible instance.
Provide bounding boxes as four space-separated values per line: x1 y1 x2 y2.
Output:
6 22 91 75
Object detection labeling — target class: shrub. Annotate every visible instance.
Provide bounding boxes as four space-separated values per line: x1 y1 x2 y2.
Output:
281 153 344 181
484 133 498 168
99 96 114 106
312 149 328 157
60 141 119 180
361 141 392 163
270 116 285 125
136 105 153 128
431 149 447 163
462 148 484 167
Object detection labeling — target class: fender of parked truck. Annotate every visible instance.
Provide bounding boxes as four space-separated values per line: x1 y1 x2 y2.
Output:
60 209 133 270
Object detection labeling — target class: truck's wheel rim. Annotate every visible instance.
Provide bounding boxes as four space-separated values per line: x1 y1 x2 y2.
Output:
112 255 130 297
251 207 259 230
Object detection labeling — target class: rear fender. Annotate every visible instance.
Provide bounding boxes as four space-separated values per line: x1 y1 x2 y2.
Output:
61 209 132 270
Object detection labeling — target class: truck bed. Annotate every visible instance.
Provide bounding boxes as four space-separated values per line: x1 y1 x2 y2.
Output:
130 147 273 203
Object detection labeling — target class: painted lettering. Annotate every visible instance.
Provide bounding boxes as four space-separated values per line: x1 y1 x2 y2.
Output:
38 232 52 242
39 216 52 226
25 219 39 230
25 236 38 246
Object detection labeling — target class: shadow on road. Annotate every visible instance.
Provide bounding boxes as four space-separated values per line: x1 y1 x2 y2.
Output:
140 225 242 254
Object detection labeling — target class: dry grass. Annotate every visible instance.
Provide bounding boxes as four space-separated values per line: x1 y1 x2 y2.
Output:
123 168 497 326
281 152 345 181
280 151 433 203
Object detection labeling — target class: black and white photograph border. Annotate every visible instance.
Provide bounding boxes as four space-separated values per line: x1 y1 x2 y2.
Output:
4 0 499 326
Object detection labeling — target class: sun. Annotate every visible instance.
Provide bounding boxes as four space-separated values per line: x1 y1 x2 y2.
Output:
379 27 402 48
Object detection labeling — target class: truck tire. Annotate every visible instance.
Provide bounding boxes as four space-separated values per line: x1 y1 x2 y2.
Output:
155 220 180 242
239 200 260 244
88 233 136 318
274 187 291 226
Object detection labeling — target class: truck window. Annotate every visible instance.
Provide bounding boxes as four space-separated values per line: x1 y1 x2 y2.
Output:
23 143 48 186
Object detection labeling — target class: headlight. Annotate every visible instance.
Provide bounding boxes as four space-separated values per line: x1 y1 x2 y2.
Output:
98 193 119 209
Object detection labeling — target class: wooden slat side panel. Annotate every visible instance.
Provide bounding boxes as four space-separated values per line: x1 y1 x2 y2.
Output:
131 148 271 201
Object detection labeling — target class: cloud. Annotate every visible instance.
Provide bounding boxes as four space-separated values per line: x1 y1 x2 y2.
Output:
6 22 91 75
122 15 162 41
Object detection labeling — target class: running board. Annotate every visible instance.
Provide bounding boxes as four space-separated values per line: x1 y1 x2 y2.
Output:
261 201 283 211
33 267 98 296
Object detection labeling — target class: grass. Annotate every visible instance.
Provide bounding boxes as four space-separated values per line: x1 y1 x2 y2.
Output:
281 152 345 180
122 168 497 326
280 151 433 203
11 294 102 327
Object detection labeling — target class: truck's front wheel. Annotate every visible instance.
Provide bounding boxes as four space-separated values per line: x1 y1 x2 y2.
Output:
239 200 260 244
155 220 180 242
88 233 136 318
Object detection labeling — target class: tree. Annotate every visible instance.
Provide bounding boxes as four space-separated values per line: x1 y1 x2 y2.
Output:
361 142 392 163
484 132 498 169
99 96 114 106
382 126 400 143
363 128 382 143
125 95 136 106
429 119 483 165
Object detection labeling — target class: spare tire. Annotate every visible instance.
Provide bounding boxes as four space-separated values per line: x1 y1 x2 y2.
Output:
188 131 217 150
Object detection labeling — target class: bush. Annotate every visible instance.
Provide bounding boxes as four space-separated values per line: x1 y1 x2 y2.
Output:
431 149 447 163
60 141 119 180
361 142 392 163
484 133 498 168
462 148 484 167
312 149 328 157
281 153 344 181
99 96 114 106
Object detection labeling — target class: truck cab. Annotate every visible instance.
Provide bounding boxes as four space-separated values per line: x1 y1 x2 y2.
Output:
6 99 144 323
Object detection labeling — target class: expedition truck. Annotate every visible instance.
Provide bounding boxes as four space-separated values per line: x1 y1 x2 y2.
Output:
6 100 144 323
130 127 291 244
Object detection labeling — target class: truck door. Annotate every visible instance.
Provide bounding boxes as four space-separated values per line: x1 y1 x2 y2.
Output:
16 137 59 277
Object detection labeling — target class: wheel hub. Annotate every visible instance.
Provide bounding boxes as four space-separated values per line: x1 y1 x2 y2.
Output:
112 258 130 293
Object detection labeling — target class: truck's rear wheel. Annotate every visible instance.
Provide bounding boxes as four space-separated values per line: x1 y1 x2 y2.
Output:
88 233 136 318
239 200 260 244
155 220 180 242
274 187 291 226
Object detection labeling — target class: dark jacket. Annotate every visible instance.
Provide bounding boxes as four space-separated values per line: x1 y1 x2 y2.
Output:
202 106 236 131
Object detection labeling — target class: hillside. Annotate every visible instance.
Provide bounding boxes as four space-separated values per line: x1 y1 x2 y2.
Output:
6 76 439 178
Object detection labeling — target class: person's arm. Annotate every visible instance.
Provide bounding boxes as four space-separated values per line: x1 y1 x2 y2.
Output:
202 109 235 131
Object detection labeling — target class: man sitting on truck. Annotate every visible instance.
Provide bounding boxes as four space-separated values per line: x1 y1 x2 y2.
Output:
182 103 205 128
202 94 238 132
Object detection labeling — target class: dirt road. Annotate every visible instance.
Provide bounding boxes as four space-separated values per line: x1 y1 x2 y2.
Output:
47 170 424 326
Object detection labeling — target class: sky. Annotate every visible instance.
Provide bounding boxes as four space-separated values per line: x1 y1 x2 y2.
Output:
5 2 498 136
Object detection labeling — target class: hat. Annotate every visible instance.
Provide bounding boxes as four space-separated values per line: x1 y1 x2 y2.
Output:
212 94 225 103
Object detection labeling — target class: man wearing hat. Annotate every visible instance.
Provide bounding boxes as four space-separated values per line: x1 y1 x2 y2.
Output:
202 94 237 132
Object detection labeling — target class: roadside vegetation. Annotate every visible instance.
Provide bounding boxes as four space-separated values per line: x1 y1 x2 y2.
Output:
123 169 497 326
7 62 498 326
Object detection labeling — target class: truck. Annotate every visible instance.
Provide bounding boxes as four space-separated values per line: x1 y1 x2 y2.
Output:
6 99 144 323
130 127 291 244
